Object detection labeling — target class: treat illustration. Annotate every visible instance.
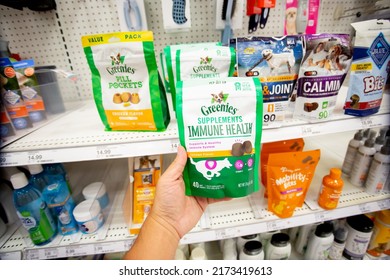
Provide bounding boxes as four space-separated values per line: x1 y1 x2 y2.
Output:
130 93 140 104
121 92 131 102
112 92 141 105
113 93 122 104
303 102 318 112
350 94 360 108
190 158 232 180
231 141 253 156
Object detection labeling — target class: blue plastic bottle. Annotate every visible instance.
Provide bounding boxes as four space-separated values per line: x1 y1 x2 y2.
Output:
42 175 78 235
43 163 72 193
27 164 48 192
10 172 57 245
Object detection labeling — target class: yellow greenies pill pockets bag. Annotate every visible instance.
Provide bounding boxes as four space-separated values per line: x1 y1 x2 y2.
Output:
175 46 236 81
267 149 320 218
176 77 263 198
344 19 390 117
82 31 170 131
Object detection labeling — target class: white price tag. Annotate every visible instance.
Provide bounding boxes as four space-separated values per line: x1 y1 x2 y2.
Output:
358 203 372 214
266 220 288 231
301 125 321 137
25 250 40 260
215 228 238 240
94 242 121 254
170 139 180 152
377 200 390 210
361 117 382 129
96 146 114 159
65 245 94 257
0 251 22 260
315 212 332 222
27 151 44 164
43 248 59 259
124 239 135 251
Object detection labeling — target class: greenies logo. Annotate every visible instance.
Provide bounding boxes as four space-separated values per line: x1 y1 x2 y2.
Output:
193 56 217 73
106 53 135 74
200 56 212 64
211 91 228 104
110 53 125 65
201 91 237 115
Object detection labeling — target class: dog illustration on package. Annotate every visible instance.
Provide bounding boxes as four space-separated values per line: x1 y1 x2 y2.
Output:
190 158 232 180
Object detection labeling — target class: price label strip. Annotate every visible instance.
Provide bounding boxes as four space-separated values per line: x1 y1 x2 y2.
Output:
358 203 372 214
170 139 180 152
65 244 94 257
360 116 383 129
215 228 238 240
377 199 390 210
315 212 333 223
301 125 321 137
266 219 289 231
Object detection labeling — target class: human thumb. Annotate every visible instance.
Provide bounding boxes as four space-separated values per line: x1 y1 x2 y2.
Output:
163 146 187 179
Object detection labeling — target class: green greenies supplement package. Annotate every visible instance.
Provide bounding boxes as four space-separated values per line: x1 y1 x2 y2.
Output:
82 31 170 131
176 78 263 198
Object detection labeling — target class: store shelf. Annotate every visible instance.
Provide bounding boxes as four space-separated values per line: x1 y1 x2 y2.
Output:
1 134 389 259
1 87 389 167
0 158 135 260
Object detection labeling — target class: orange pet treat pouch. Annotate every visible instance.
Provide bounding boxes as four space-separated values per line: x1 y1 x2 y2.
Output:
267 149 320 218
260 138 305 197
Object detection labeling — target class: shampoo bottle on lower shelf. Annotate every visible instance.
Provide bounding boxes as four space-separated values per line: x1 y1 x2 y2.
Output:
365 138 390 195
304 222 334 260
265 233 291 260
328 220 348 260
10 172 57 245
349 131 377 187
341 130 364 176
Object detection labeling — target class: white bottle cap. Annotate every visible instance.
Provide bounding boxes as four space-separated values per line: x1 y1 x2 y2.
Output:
73 199 101 222
175 249 187 260
10 173 29 189
82 182 106 200
189 247 207 260
27 164 44 175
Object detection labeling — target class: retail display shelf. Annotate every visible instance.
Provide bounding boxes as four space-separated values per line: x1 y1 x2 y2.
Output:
0 88 389 167
1 136 389 259
1 101 85 149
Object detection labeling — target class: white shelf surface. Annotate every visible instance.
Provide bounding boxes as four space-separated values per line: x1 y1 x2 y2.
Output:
1 134 389 259
1 87 389 167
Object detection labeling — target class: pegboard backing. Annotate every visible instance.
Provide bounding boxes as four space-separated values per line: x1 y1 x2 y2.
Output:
0 0 380 100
